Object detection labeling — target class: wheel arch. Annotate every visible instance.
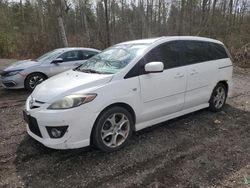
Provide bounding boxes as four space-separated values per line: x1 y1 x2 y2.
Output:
24 72 49 90
24 72 48 82
90 102 136 144
217 80 229 94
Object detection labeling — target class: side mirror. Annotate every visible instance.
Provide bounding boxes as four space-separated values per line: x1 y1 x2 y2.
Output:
51 58 63 64
145 62 164 73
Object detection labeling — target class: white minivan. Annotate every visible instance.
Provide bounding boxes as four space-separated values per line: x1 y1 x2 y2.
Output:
23 36 233 152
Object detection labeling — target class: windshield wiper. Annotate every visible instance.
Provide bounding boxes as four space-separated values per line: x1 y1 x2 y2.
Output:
79 69 102 74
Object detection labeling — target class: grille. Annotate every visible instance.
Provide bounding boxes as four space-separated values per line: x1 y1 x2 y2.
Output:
2 81 16 87
28 116 42 137
23 111 42 138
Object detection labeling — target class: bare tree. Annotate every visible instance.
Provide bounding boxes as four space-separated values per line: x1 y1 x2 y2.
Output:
0 0 250 58
104 0 110 47
54 0 69 47
178 0 185 35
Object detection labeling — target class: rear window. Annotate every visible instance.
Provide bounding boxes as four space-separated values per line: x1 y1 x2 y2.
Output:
180 40 228 65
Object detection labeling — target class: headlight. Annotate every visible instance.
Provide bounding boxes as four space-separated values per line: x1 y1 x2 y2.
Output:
48 93 97 109
4 69 23 77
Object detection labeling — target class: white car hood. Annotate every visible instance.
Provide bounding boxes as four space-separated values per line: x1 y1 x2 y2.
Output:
4 59 41 71
32 70 113 103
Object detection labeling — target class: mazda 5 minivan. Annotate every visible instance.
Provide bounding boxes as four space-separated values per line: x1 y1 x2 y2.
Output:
23 36 233 152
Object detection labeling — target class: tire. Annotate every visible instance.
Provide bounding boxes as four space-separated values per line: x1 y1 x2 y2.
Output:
92 106 134 152
24 73 47 91
209 83 227 112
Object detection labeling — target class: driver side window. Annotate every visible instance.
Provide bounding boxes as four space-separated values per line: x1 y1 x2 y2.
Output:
140 41 181 74
59 50 82 62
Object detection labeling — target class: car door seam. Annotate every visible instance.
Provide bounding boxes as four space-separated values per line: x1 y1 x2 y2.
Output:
144 91 186 103
186 84 209 92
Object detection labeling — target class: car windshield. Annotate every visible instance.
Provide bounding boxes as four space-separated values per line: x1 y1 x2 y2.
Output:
75 44 148 74
35 49 64 62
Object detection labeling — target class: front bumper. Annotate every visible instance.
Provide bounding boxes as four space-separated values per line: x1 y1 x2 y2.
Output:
24 96 99 149
1 73 25 89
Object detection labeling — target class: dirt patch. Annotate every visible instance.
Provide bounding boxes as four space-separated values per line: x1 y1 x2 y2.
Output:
0 65 250 187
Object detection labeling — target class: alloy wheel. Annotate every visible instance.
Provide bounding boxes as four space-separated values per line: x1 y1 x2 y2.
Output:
101 113 130 148
213 86 226 109
29 75 45 89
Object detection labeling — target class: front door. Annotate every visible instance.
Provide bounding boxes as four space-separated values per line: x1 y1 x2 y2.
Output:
139 41 187 123
49 50 86 76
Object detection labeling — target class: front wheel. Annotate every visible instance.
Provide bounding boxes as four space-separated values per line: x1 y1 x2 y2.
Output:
24 73 47 91
91 107 134 152
209 83 227 112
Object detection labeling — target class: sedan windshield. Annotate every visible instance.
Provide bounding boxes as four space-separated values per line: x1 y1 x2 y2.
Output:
75 44 148 74
35 49 64 62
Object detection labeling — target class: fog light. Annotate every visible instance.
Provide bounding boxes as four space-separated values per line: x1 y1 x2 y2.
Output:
51 128 62 138
46 126 68 139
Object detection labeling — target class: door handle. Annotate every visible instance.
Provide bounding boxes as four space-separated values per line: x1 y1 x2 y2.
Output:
174 73 184 79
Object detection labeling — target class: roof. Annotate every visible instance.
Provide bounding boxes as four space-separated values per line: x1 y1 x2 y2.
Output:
175 36 223 44
118 38 162 45
55 47 101 52
117 36 223 46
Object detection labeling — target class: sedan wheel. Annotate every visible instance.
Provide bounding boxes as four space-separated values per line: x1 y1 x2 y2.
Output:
25 73 47 91
29 75 45 89
92 107 134 152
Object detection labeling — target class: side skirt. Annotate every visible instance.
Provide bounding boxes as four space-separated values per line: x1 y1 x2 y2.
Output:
135 103 209 131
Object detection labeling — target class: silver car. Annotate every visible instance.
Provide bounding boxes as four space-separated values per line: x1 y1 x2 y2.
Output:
0 47 100 91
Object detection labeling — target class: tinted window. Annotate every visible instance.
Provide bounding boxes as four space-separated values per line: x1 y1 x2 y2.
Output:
59 50 83 62
180 40 228 65
180 41 202 64
141 41 180 71
209 43 228 59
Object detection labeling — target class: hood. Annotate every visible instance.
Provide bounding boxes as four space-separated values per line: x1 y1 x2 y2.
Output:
32 70 113 103
4 59 41 71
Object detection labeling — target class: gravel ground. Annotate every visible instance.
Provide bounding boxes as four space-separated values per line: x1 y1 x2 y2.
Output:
0 59 250 188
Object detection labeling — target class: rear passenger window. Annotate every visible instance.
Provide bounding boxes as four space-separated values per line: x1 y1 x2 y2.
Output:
180 40 228 65
181 41 202 64
141 41 180 71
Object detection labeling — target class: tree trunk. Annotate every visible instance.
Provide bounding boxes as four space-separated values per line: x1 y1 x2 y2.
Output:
57 16 68 47
82 0 90 45
55 0 68 47
211 0 217 24
104 0 110 47
178 0 185 35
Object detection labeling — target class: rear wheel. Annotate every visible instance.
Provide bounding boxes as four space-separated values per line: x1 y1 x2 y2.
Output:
209 83 227 112
24 73 47 91
92 107 134 152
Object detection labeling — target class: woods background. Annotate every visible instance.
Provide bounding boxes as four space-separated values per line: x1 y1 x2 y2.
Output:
0 0 250 64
